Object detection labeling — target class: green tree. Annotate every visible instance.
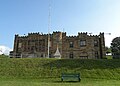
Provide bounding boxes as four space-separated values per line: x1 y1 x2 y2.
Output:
105 46 111 55
0 54 9 58
111 37 120 59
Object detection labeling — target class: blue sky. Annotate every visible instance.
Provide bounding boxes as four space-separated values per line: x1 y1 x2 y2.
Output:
0 0 120 50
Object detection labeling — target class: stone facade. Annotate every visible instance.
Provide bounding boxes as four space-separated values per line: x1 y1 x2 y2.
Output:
10 31 106 59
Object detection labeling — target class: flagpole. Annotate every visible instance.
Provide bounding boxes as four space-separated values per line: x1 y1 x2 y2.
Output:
48 0 51 58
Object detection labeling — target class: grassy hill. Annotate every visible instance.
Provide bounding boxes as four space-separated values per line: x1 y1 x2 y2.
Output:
0 58 120 80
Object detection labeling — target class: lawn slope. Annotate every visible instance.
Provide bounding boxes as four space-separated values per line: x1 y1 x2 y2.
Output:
0 58 120 79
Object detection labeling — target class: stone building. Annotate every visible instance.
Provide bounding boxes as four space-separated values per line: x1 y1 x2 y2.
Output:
10 31 106 59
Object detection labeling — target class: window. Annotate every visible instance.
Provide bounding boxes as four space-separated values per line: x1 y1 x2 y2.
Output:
94 40 98 47
95 51 99 59
41 54 43 57
80 40 86 46
49 54 52 58
18 43 22 48
69 42 74 48
31 46 35 51
69 52 74 59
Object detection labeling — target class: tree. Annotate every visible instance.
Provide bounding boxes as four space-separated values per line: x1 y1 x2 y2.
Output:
105 46 111 55
111 37 120 59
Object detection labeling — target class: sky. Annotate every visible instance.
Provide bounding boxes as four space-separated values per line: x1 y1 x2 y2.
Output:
0 0 120 54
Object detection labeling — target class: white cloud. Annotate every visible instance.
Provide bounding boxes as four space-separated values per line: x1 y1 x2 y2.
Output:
0 45 12 55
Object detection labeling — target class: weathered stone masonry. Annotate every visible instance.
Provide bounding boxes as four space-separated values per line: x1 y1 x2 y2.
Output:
10 31 106 59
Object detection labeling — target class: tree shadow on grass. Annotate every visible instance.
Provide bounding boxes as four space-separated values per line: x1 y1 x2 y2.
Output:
43 59 120 70
53 80 80 83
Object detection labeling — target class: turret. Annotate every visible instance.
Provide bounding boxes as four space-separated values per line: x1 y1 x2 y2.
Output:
99 32 106 58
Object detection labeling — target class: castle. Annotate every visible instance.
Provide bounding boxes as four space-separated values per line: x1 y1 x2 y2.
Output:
10 31 106 59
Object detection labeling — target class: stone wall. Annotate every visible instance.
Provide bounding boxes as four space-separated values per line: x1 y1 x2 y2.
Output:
10 31 105 59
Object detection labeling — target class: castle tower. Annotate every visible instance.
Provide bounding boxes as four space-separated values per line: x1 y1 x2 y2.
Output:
99 32 106 58
52 31 62 58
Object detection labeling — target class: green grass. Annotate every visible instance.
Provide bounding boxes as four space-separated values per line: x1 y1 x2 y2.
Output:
0 57 120 85
106 55 112 59
0 78 120 86
0 55 9 58
0 58 120 79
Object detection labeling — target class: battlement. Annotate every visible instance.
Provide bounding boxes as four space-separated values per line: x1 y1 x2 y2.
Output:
67 36 78 38
28 32 40 35
28 32 47 36
14 31 104 39
89 35 99 37
78 32 88 35
53 31 61 33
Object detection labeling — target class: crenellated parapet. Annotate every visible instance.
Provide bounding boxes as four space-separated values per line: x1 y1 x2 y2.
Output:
15 32 104 39
28 32 48 36
78 32 87 35
78 32 88 38
66 36 78 38
15 34 19 37
99 32 104 37
28 32 40 35
89 35 99 38
53 31 62 33
15 32 49 38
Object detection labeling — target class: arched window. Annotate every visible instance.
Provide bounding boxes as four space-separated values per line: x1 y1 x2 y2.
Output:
69 42 74 48
80 40 86 47
94 40 98 47
69 52 74 59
